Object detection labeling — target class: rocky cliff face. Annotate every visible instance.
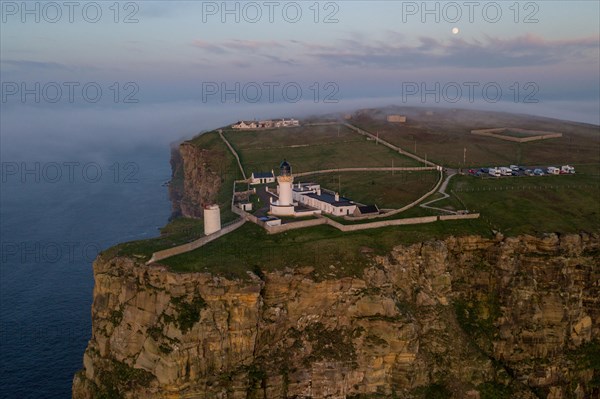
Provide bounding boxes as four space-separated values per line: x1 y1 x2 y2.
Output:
169 142 224 219
73 233 599 399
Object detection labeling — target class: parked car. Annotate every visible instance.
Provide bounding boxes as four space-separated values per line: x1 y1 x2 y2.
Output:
480 168 489 173
519 166 526 171
547 166 560 175
524 169 533 176
468 169 476 174
511 170 519 176
510 165 520 171
534 168 545 176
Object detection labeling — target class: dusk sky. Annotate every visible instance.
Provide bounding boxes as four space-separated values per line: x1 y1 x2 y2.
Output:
1 1 599 157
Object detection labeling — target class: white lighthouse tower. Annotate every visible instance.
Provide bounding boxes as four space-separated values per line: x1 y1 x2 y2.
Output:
270 160 295 216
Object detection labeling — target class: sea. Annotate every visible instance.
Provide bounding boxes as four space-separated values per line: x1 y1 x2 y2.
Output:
0 144 173 398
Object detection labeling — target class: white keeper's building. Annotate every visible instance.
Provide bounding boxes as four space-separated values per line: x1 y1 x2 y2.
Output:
269 160 360 217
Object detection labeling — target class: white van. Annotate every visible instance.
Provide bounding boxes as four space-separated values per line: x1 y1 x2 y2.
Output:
499 167 512 176
488 168 501 177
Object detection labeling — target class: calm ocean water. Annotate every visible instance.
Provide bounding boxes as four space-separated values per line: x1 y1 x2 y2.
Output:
0 145 172 398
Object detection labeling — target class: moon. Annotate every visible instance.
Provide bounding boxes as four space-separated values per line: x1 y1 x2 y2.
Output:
452 27 460 35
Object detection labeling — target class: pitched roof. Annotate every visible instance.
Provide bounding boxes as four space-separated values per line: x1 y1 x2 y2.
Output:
303 192 354 207
252 171 274 178
358 205 379 214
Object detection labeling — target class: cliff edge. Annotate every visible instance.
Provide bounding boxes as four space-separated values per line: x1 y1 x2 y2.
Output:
73 233 599 398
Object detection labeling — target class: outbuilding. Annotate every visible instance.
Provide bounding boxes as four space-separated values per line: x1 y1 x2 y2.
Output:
354 205 380 216
250 171 275 185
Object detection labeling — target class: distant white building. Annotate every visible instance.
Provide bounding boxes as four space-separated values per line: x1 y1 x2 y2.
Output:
257 120 274 129
232 118 299 130
250 170 275 185
232 121 258 129
274 118 300 128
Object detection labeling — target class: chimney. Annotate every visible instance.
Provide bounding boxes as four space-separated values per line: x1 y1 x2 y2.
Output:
335 192 340 201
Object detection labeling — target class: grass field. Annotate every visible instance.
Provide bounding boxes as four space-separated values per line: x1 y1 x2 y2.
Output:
299 170 440 209
223 124 423 175
160 218 491 279
105 108 599 277
493 129 544 139
441 164 600 235
350 107 600 168
102 218 205 262
158 165 598 278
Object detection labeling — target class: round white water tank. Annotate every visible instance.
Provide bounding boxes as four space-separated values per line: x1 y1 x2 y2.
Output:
204 205 221 236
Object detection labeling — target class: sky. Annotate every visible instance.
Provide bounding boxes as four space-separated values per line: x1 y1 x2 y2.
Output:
1 0 599 156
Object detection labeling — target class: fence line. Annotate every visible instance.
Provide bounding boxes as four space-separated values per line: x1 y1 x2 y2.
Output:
295 166 437 178
344 123 438 167
218 129 246 180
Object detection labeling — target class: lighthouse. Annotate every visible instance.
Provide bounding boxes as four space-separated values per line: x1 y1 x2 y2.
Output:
277 160 293 206
270 160 296 216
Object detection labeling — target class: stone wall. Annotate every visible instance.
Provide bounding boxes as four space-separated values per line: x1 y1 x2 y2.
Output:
147 206 480 264
345 170 444 221
265 218 328 234
218 130 247 179
262 213 480 234
325 215 439 231
146 218 246 264
471 128 563 143
439 213 480 221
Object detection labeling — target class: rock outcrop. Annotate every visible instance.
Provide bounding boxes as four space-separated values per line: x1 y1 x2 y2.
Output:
169 142 226 219
73 233 600 399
